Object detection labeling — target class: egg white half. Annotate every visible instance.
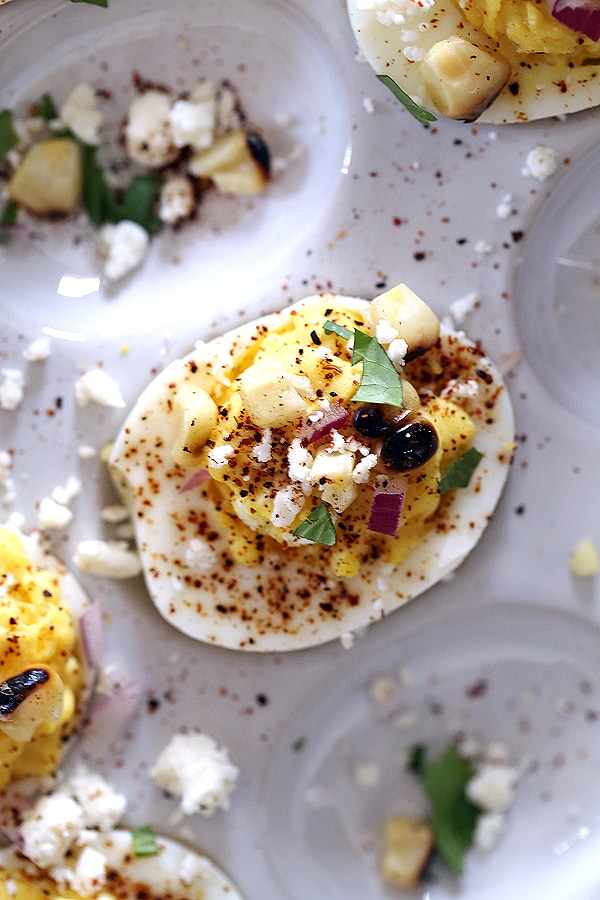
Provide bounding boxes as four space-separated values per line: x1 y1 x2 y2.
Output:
109 295 514 652
347 0 600 123
0 830 243 899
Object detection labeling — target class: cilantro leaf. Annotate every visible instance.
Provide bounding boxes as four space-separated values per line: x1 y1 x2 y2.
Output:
421 745 480 876
323 320 404 407
438 447 484 494
131 825 159 857
31 93 58 121
351 329 403 406
82 145 163 234
323 320 353 341
0 109 19 162
0 200 18 245
293 502 337 546
376 75 437 126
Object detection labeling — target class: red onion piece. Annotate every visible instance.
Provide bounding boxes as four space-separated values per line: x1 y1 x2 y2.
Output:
299 403 349 446
79 601 106 669
550 0 600 40
180 469 210 493
368 489 405 536
82 679 143 760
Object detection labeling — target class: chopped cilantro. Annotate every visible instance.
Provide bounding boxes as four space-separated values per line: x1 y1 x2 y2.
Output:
82 145 163 235
31 93 58 121
131 825 159 857
0 109 19 162
409 744 481 876
0 200 18 245
293 502 336 546
438 447 484 494
323 320 403 407
376 75 437 126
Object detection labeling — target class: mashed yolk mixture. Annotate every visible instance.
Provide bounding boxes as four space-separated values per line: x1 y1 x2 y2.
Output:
457 0 600 65
181 295 476 579
0 528 84 788
0 871 88 900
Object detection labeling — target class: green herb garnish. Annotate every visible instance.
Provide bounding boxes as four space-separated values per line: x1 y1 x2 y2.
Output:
132 825 160 857
0 200 18 245
31 93 58 121
323 320 403 407
376 74 437 126
82 145 163 234
438 447 484 494
0 109 19 163
71 0 108 7
293 502 336 546
411 744 481 876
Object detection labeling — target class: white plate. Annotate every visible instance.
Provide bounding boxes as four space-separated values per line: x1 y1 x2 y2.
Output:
1 1 600 898
261 601 600 899
515 144 600 427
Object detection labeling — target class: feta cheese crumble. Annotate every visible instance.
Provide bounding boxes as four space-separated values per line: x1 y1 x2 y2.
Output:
72 539 142 579
22 336 51 362
99 220 150 282
0 369 24 411
522 145 558 181
59 83 103 146
149 731 239 817
75 369 125 408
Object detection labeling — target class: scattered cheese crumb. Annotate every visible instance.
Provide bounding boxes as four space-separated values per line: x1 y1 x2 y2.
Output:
0 369 24 411
72 539 142 578
23 336 51 361
99 220 150 282
496 193 513 219
522 145 557 181
59 82 103 145
51 475 82 507
37 496 73 530
75 369 125 408
149 731 239 817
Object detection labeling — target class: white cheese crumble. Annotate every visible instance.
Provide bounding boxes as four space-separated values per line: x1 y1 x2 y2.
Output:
0 368 24 411
271 485 304 528
252 428 273 463
208 444 234 468
99 220 150 282
51 475 82 507
169 91 216 150
67 765 127 831
522 145 558 181
125 89 178 168
149 731 239 817
72 539 142 579
100 504 130 524
20 793 84 868
75 369 125 408
23 336 51 361
466 762 519 813
496 193 513 219
387 338 408 369
185 537 218 574
0 450 16 506
158 174 195 224
59 83 103 146
37 496 73 530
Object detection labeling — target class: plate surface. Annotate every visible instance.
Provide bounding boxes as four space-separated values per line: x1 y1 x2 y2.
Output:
262 601 600 899
1 0 600 898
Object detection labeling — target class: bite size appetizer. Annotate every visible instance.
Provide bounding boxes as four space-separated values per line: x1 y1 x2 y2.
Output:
347 0 600 123
0 526 96 795
109 284 514 651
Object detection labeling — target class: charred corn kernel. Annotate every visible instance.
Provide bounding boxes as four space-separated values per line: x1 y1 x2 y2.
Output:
189 129 269 194
570 537 600 577
8 138 83 215
368 284 440 361
381 816 434 888
421 35 511 122
401 379 420 413
172 385 219 467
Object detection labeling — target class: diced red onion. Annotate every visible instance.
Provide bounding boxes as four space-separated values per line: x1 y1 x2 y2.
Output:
368 489 405 536
550 0 600 40
299 403 349 446
83 679 143 760
79 601 106 669
180 469 210 493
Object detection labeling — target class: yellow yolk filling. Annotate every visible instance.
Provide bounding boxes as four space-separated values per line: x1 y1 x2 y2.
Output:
456 0 600 66
188 301 475 579
0 528 84 788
